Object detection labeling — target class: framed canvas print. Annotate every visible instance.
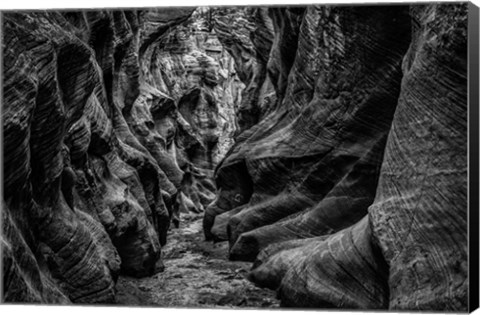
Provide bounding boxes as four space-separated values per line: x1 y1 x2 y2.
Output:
1 0 479 313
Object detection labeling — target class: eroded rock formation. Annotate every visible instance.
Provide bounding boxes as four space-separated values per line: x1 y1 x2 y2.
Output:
2 3 470 311
205 3 469 311
2 7 241 303
139 8 245 224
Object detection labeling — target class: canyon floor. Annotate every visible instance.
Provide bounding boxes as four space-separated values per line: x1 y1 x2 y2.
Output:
116 212 279 308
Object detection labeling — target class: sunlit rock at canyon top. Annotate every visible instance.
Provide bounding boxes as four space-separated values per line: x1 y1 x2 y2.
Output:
1 3 477 312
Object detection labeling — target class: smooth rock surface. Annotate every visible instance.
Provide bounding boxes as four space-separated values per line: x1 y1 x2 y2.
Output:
2 4 470 311
205 4 469 311
2 7 242 303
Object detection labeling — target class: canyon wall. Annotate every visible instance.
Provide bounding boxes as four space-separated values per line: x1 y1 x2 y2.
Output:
206 4 469 311
2 7 241 303
139 8 244 224
2 4 470 311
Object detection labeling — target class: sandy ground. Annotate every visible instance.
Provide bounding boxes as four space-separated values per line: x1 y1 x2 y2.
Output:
115 213 279 309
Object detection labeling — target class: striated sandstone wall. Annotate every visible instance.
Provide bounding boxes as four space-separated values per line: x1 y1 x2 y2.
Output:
2 7 242 303
206 4 469 311
139 7 245 223
1 4 470 310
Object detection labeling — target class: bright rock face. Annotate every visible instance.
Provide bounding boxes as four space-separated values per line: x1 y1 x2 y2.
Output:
139 8 245 224
2 7 241 303
205 4 469 311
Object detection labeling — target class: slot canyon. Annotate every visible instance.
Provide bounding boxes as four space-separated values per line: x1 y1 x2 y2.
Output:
1 3 472 311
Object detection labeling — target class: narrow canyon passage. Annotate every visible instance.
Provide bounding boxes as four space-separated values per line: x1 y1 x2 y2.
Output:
2 3 471 311
116 213 278 308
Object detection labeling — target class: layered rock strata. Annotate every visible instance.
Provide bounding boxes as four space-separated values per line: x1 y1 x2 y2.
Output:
2 3 470 310
140 7 245 225
2 7 241 303
205 4 469 311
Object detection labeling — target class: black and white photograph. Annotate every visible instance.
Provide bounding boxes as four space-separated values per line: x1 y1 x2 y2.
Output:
1 0 479 313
